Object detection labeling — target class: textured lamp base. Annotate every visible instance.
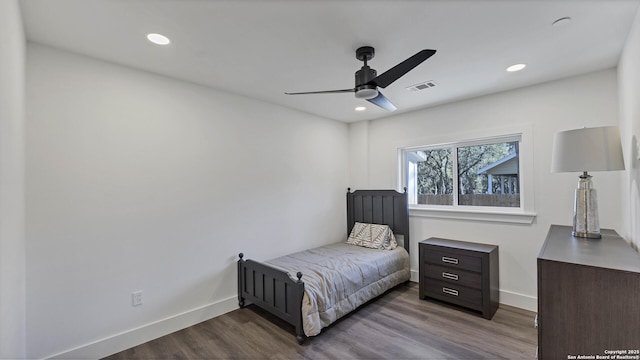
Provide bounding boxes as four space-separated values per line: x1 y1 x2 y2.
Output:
572 172 601 239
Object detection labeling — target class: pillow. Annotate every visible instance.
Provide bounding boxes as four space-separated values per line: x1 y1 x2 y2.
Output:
381 227 398 250
346 222 369 246
347 222 397 250
373 223 398 250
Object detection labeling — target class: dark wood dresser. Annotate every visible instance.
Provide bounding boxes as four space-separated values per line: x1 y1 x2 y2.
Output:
419 238 499 319
537 225 640 359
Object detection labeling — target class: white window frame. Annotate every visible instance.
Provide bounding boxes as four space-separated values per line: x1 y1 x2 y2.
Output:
398 129 536 224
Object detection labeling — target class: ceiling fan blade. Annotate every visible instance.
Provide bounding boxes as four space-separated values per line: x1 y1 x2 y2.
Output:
367 91 397 112
285 88 355 95
368 49 436 88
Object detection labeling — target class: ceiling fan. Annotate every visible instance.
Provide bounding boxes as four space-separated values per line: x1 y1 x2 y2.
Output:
285 46 436 112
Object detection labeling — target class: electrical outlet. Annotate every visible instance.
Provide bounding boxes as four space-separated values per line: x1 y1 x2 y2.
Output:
132 291 143 307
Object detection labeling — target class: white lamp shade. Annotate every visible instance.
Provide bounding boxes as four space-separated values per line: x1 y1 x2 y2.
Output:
551 126 625 173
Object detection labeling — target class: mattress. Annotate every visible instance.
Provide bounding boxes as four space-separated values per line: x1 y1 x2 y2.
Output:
266 242 410 336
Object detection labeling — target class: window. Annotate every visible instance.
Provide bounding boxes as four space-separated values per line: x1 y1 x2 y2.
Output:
402 134 522 209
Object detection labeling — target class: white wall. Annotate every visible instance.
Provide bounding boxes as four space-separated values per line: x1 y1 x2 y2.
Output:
0 0 26 358
25 44 349 359
348 120 370 190
349 69 622 311
618 6 640 250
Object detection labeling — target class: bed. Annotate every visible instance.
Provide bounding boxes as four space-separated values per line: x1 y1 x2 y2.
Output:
237 188 410 344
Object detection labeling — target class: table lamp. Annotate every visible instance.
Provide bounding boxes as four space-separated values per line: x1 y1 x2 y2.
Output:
551 126 625 239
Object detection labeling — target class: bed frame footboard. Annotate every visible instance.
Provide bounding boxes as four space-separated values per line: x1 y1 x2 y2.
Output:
237 253 306 344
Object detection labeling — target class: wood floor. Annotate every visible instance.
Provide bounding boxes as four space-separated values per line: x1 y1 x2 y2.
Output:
104 283 537 359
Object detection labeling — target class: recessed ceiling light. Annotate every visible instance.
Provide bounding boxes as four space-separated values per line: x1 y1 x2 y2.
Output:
147 33 170 45
355 106 366 111
506 63 527 72
552 17 572 27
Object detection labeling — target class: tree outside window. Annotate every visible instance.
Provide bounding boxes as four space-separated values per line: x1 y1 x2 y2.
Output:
404 136 521 208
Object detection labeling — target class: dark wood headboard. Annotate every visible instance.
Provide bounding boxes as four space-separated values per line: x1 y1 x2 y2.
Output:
346 188 410 253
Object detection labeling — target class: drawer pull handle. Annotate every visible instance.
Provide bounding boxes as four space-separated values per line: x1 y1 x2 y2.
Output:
442 256 459 265
442 272 459 281
442 287 459 296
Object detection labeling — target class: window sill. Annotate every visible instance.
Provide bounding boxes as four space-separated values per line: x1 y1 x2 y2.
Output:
409 206 537 224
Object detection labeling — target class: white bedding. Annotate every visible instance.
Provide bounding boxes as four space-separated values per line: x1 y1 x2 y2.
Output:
265 242 410 337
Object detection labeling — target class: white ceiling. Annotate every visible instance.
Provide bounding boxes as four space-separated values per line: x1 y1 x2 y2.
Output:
20 0 640 123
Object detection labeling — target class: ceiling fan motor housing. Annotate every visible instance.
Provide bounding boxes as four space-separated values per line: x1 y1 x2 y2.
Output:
355 66 378 99
355 66 377 85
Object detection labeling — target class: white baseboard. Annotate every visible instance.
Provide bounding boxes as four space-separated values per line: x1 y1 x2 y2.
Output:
47 296 238 360
410 269 419 282
409 270 537 312
498 289 537 312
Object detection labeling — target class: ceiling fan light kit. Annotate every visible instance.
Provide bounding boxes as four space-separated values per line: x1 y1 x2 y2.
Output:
285 46 436 112
354 85 378 99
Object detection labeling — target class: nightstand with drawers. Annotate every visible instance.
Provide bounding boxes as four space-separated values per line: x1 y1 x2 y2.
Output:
419 238 499 319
